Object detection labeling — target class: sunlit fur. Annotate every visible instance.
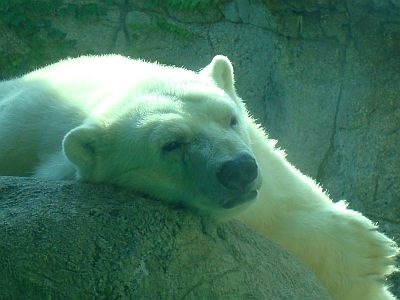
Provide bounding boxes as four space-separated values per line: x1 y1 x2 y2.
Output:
0 54 398 299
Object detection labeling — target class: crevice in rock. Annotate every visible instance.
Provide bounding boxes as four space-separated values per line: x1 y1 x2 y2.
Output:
260 78 268 125
373 180 379 205
372 169 380 206
316 75 342 182
206 25 215 55
222 18 334 42
110 0 130 51
316 3 352 184
121 0 131 45
262 52 279 127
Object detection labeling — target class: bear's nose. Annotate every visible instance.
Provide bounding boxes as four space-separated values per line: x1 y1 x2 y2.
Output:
216 153 258 192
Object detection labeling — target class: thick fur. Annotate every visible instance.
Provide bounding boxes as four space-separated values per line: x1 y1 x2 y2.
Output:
0 55 398 299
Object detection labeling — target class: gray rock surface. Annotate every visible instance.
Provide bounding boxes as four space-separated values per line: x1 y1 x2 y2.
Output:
0 176 330 299
0 0 398 295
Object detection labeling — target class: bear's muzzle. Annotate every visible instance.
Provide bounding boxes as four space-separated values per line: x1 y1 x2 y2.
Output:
216 152 260 208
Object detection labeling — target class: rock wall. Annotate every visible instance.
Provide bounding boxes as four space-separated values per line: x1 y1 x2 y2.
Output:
0 0 399 295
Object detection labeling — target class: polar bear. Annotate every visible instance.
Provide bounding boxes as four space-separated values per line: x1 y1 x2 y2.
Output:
0 55 398 299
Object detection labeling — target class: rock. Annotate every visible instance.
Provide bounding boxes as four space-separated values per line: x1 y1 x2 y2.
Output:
0 176 330 299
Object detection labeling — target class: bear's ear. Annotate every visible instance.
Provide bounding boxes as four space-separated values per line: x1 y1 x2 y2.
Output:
62 124 104 178
201 55 235 93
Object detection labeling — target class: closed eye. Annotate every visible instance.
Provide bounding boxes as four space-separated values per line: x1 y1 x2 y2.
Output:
230 116 238 128
162 141 183 153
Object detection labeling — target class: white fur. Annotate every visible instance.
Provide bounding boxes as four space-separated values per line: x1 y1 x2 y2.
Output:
0 54 398 299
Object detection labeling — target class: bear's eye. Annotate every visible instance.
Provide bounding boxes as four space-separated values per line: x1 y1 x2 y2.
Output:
230 116 238 128
162 141 183 153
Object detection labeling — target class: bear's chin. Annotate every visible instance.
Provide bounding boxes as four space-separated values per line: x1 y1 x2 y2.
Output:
221 190 259 209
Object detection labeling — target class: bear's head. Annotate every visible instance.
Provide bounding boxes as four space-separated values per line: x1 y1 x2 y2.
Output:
62 56 262 217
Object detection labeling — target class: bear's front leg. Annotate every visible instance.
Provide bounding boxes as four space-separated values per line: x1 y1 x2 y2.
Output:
239 122 399 299
311 201 398 300
328 202 399 300
238 192 398 300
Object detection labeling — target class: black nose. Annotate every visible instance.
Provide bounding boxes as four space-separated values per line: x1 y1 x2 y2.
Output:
216 153 258 191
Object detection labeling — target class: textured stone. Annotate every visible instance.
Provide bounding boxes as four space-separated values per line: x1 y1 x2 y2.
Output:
51 7 120 54
224 0 268 28
0 177 330 299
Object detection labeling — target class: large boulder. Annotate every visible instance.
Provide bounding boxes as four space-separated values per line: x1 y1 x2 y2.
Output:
0 176 330 299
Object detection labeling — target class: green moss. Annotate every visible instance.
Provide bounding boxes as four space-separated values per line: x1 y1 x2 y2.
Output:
0 0 111 79
148 0 221 11
129 16 198 40
0 0 222 78
155 16 198 39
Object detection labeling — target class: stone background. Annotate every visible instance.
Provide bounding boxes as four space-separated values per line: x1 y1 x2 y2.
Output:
1 0 399 295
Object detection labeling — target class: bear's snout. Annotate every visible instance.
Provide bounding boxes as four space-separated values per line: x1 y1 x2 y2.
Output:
216 153 258 192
